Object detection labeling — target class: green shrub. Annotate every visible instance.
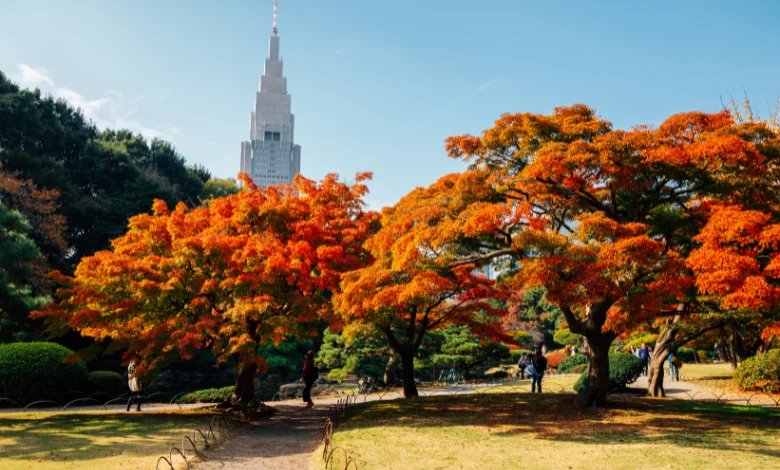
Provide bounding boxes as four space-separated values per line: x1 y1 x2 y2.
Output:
573 352 644 394
509 349 533 364
0 342 89 403
696 350 711 362
484 367 509 379
735 350 780 393
88 371 126 396
553 328 581 347
622 333 657 350
677 348 696 363
175 386 234 404
327 368 348 382
558 354 589 374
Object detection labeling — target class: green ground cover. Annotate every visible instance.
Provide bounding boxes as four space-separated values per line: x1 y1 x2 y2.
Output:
680 362 736 391
0 409 218 470
316 381 780 469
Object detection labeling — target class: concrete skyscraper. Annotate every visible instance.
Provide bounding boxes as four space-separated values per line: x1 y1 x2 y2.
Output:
240 2 301 188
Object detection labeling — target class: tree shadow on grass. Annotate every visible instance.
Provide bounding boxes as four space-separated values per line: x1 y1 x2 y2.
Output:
339 393 780 460
0 411 216 463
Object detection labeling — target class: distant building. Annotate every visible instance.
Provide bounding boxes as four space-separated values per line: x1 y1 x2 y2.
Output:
240 2 301 188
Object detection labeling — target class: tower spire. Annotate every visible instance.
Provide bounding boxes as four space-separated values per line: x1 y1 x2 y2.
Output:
272 1 278 36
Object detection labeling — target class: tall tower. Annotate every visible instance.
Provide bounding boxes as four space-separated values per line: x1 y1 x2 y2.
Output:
240 2 301 188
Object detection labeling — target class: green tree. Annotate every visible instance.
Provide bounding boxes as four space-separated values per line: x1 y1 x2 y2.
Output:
200 177 240 200
316 329 393 383
0 71 208 271
0 203 47 341
429 325 509 378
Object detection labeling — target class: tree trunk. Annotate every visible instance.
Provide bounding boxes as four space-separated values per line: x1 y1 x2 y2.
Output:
647 353 668 397
384 354 398 385
399 349 419 398
647 322 676 397
584 334 611 407
233 362 257 405
647 315 727 397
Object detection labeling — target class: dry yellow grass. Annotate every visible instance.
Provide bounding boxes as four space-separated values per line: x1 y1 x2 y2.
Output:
0 409 219 470
313 384 780 469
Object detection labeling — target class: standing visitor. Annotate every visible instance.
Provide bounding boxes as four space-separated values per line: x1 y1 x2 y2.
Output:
517 353 530 380
668 349 681 381
126 360 142 412
302 350 318 408
636 343 650 376
531 347 548 393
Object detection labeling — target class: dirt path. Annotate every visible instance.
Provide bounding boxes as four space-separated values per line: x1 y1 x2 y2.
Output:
193 402 326 470
629 375 780 406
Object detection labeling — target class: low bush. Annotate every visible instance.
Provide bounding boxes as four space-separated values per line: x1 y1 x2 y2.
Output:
0 342 89 404
677 348 696 363
175 386 234 404
735 350 780 393
545 349 568 369
509 349 533 364
88 371 126 396
622 333 657 350
553 328 581 347
484 367 509 379
558 354 589 374
327 368 348 382
573 352 644 394
696 350 713 362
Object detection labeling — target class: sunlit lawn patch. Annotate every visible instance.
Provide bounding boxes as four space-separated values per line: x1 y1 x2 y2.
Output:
0 409 219 470
315 384 780 469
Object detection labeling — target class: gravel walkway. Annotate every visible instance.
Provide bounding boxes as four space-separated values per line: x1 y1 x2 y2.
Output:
193 402 327 470
629 375 780 406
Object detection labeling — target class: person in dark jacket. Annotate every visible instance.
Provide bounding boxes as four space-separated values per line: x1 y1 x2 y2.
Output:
531 349 548 393
302 350 318 408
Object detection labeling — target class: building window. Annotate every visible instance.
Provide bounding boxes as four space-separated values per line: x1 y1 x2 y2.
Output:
264 131 281 142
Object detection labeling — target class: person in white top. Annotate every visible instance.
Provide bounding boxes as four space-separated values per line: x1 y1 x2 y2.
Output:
126 360 142 412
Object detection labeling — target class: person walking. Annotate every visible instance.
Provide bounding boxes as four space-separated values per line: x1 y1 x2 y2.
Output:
531 348 548 393
302 350 318 408
126 360 142 412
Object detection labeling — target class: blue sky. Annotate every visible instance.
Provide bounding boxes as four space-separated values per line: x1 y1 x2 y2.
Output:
2 0 779 208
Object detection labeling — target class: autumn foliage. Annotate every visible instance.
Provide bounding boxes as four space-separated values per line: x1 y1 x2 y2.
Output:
34 173 377 402
444 105 780 404
334 171 510 397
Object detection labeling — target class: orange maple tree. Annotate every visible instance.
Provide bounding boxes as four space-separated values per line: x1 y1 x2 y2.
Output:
334 171 509 398
444 105 775 405
34 173 377 404
689 203 780 344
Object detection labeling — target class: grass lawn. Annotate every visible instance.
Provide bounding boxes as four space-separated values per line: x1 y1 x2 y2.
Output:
680 362 736 392
0 409 220 470
315 385 780 469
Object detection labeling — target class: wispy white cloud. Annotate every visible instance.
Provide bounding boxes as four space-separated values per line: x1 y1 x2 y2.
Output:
13 63 173 141
16 64 54 87
474 76 502 93
54 87 108 116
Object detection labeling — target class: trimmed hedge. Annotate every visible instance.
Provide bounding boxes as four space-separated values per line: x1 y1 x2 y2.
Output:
176 386 234 404
573 352 644 394
0 342 89 403
558 354 589 374
509 349 534 364
735 350 780 393
88 371 126 396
